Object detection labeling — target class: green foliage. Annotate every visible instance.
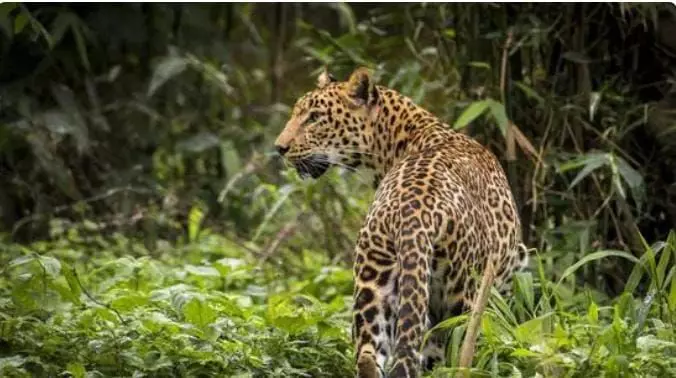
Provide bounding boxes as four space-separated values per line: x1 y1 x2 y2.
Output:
0 226 354 377
453 99 509 135
2 227 675 377
1 3 676 377
430 234 676 377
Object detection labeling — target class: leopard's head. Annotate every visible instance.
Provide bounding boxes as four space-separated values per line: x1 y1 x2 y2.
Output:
274 67 381 179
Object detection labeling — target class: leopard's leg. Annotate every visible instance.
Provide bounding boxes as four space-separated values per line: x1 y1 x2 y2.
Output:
422 286 449 371
353 230 398 378
422 252 457 371
390 230 431 377
421 319 447 371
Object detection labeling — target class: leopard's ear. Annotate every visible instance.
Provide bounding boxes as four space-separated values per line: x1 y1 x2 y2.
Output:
344 67 376 107
316 67 337 89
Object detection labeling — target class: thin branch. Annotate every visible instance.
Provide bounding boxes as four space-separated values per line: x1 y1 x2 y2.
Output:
260 214 303 264
456 261 496 377
71 267 126 325
500 28 541 164
11 186 153 238
218 153 269 203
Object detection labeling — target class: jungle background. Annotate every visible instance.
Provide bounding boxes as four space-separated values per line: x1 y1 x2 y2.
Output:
1 3 676 377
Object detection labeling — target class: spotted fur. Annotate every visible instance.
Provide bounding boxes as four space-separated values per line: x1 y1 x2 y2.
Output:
274 67 529 377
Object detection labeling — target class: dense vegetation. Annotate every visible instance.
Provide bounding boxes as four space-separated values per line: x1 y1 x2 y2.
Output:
1 3 675 377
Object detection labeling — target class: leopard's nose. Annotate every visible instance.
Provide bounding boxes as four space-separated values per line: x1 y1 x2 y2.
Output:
275 145 290 156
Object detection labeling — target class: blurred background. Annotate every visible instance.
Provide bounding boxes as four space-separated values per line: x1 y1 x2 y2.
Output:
3 2 676 292
1 3 676 377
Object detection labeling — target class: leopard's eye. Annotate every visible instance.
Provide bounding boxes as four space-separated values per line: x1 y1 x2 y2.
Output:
306 112 320 124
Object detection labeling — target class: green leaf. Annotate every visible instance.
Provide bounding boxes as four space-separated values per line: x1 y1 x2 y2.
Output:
422 314 468 348
185 265 220 278
448 324 466 367
589 92 601 121
480 313 501 343
220 140 242 181
513 272 535 312
615 156 645 207
8 255 36 269
187 54 234 95
558 152 604 172
71 21 91 71
111 292 149 312
50 279 79 304
50 84 89 153
624 236 669 294
561 153 608 189
13 12 28 34
656 244 672 290
562 51 591 63
468 61 491 69
39 256 61 278
453 100 489 130
176 132 221 154
557 250 640 285
89 307 122 325
325 3 356 34
141 311 180 334
62 266 82 304
266 295 326 335
0 3 18 18
488 287 518 326
611 163 627 199
183 297 217 330
588 301 599 324
0 356 26 370
514 313 553 344
510 348 541 358
188 203 206 242
625 255 648 294
669 270 676 312
66 362 86 378
514 81 544 105
487 99 509 135
636 335 676 352
443 28 456 38
148 55 188 96
0 7 13 38
22 7 53 48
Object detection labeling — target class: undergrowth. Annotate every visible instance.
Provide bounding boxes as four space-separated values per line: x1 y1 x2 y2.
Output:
0 224 353 378
1 224 675 377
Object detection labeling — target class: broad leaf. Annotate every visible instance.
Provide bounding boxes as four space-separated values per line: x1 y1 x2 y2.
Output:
453 100 489 130
148 55 188 96
487 99 509 135
558 250 639 285
562 153 608 189
183 297 217 329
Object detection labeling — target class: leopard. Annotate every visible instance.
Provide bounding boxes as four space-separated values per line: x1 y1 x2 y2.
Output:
274 66 529 377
